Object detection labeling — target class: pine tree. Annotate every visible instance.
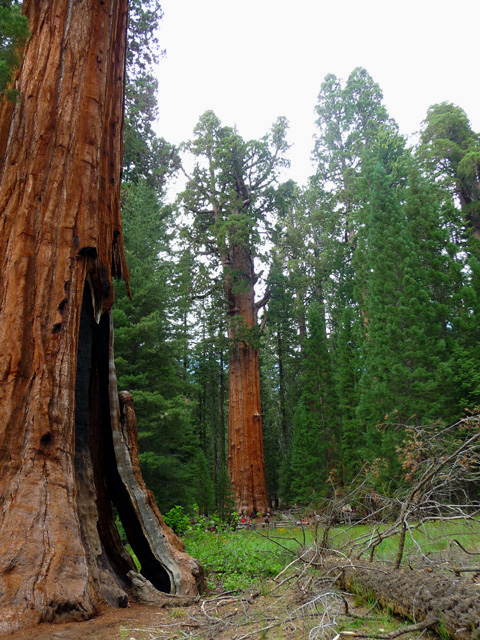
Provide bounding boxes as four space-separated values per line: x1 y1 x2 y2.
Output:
418 103 480 414
215 465 236 521
265 182 336 503
123 0 179 189
194 450 216 516
419 102 480 239
0 1 29 97
452 255 480 410
402 163 460 421
333 305 364 479
113 182 198 511
311 69 403 481
260 253 302 506
354 161 456 478
289 302 339 503
189 292 228 485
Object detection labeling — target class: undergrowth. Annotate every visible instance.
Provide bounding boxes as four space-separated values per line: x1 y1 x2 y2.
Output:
183 526 313 591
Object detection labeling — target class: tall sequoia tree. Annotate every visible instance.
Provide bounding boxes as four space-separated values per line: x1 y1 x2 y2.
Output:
419 102 480 239
0 1 202 633
180 110 289 515
418 103 480 414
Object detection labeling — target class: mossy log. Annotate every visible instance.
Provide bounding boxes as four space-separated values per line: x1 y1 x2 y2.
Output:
329 560 480 640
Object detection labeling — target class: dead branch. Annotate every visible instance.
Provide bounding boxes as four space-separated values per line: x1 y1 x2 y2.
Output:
254 288 271 310
451 538 480 556
452 566 480 575
332 615 437 639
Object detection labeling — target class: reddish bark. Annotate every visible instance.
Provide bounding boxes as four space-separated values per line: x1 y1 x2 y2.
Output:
225 245 269 516
116 390 205 594
0 1 201 632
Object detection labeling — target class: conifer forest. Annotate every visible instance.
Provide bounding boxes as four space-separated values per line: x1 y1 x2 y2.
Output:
1 1 480 637
116 34 480 515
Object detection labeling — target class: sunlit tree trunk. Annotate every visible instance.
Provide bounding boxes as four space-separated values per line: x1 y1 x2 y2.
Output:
225 245 269 516
181 111 289 517
0 1 202 633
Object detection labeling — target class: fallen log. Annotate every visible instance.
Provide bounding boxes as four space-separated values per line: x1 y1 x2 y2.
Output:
326 559 480 640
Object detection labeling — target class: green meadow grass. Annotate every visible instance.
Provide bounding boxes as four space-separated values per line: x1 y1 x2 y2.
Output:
329 517 480 564
183 526 316 591
182 517 480 591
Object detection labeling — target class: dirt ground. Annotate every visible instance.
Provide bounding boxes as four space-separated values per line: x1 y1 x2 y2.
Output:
1 595 307 640
0 590 298 640
3 603 172 640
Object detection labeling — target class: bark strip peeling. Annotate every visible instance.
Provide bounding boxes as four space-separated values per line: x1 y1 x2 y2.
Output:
0 0 202 632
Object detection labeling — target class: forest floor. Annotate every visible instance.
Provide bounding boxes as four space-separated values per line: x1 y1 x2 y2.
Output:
3 578 440 640
8 516 474 640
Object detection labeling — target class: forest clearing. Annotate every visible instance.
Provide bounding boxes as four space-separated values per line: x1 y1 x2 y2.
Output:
1 0 480 637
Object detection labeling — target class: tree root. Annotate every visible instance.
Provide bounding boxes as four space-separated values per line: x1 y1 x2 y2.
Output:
127 571 200 607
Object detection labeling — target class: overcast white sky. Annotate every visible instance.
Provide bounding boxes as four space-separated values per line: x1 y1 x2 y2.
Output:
154 0 479 187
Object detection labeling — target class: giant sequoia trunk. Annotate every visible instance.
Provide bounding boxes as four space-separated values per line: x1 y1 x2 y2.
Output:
0 1 202 633
225 245 269 516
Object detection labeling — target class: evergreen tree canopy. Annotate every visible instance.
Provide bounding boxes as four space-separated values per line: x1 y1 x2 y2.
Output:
124 0 180 189
114 182 198 511
181 110 290 262
289 301 339 502
114 58 480 511
0 0 29 97
419 102 480 239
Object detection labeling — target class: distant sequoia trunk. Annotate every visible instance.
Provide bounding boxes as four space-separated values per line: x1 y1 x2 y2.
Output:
225 244 269 516
0 1 203 633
